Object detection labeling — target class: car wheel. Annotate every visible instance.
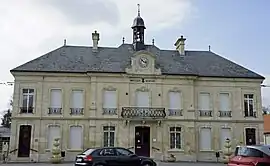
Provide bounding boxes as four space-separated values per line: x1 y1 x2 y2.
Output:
94 164 104 166
142 163 152 166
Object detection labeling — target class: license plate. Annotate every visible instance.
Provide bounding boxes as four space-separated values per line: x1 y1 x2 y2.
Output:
76 158 82 162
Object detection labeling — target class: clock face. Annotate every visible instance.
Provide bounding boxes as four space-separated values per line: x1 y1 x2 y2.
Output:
139 56 149 68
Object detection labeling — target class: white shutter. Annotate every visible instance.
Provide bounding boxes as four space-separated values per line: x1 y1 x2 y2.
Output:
47 126 60 150
220 93 229 111
136 91 150 107
199 93 210 110
69 126 83 149
200 128 211 150
103 91 117 108
72 90 83 108
50 89 62 107
169 92 181 109
220 128 231 149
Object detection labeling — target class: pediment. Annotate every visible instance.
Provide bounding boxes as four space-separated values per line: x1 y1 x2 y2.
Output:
125 50 161 75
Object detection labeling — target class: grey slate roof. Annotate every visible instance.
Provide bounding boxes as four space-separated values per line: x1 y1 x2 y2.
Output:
11 44 264 79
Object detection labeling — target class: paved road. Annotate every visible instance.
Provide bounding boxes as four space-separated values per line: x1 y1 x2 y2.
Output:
1 162 227 166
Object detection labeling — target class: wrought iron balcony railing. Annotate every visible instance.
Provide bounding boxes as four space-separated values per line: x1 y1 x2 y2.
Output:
121 107 166 119
70 108 84 115
48 108 62 115
219 110 232 117
199 110 212 117
244 111 257 118
103 108 117 115
168 109 183 116
20 107 34 114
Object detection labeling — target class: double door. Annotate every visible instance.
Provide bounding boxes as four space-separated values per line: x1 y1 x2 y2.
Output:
135 126 150 157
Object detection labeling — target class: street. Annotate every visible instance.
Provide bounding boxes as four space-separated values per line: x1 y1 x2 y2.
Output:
1 162 227 166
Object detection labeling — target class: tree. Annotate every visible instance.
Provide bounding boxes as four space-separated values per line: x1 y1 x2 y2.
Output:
1 98 12 128
1 109 11 128
263 106 270 115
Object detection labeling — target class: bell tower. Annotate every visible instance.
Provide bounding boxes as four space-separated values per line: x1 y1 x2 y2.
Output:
132 4 146 51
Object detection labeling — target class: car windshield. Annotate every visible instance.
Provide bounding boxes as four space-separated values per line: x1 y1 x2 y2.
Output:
82 148 96 155
234 146 267 157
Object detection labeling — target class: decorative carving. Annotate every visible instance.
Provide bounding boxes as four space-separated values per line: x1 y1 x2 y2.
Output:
136 86 149 92
169 87 181 92
103 86 117 91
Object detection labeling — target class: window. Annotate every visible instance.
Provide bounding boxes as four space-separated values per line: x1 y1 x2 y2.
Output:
21 89 35 113
244 94 255 117
103 126 115 147
220 128 231 149
199 93 210 110
115 148 133 156
219 93 229 111
136 91 150 107
234 146 267 158
49 89 62 114
169 127 181 149
168 92 182 116
199 128 212 150
69 126 83 149
47 125 60 150
71 90 84 115
103 91 117 115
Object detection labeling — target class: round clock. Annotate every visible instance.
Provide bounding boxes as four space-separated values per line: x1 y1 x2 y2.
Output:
139 57 149 68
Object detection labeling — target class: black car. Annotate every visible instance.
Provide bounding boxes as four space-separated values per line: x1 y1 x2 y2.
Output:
74 147 157 166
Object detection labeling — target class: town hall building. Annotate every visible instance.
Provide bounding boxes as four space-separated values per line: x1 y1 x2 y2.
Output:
9 6 264 162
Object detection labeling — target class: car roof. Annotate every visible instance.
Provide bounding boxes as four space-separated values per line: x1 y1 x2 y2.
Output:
236 145 270 156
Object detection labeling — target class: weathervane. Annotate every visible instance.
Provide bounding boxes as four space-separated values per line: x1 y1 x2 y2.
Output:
137 4 140 16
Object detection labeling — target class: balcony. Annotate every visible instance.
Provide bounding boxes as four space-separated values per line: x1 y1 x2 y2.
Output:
244 111 257 118
219 110 232 117
20 107 34 114
70 108 84 115
121 107 166 119
199 110 212 117
103 108 117 115
168 109 183 116
48 108 62 115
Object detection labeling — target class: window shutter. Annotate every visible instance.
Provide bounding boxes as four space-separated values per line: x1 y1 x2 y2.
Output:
103 91 117 108
47 126 60 149
200 128 211 150
50 89 62 108
220 93 229 111
69 126 83 149
169 92 181 109
136 91 150 107
220 128 231 149
72 90 83 108
199 93 210 110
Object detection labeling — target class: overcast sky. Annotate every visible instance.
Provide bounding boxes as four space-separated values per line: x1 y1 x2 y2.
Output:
0 0 269 112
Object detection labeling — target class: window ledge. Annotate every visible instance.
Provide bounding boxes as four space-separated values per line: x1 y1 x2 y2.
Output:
199 150 214 152
168 149 184 152
66 149 83 152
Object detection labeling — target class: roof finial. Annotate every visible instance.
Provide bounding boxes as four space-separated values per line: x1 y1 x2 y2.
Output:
208 45 211 52
137 4 140 16
64 39 66 46
122 37 125 44
152 39 155 45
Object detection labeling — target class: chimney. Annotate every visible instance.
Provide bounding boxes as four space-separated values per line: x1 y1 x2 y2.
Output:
92 30 100 52
174 35 186 55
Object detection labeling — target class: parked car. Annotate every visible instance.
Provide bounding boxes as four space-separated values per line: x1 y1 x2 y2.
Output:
228 145 270 166
74 147 157 166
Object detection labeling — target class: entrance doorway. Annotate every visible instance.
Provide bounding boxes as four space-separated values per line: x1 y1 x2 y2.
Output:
245 128 256 145
135 126 150 157
18 125 32 157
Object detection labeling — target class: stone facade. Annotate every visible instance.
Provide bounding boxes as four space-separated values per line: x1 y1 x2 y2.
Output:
9 72 264 162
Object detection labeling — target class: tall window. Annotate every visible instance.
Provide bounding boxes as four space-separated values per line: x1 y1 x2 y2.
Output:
136 91 150 107
244 94 255 117
21 89 34 113
103 91 117 115
220 128 231 149
49 89 62 114
69 126 83 149
168 92 182 116
103 126 115 147
71 90 84 115
47 125 60 150
199 128 212 150
169 127 181 149
219 93 229 111
199 93 210 110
